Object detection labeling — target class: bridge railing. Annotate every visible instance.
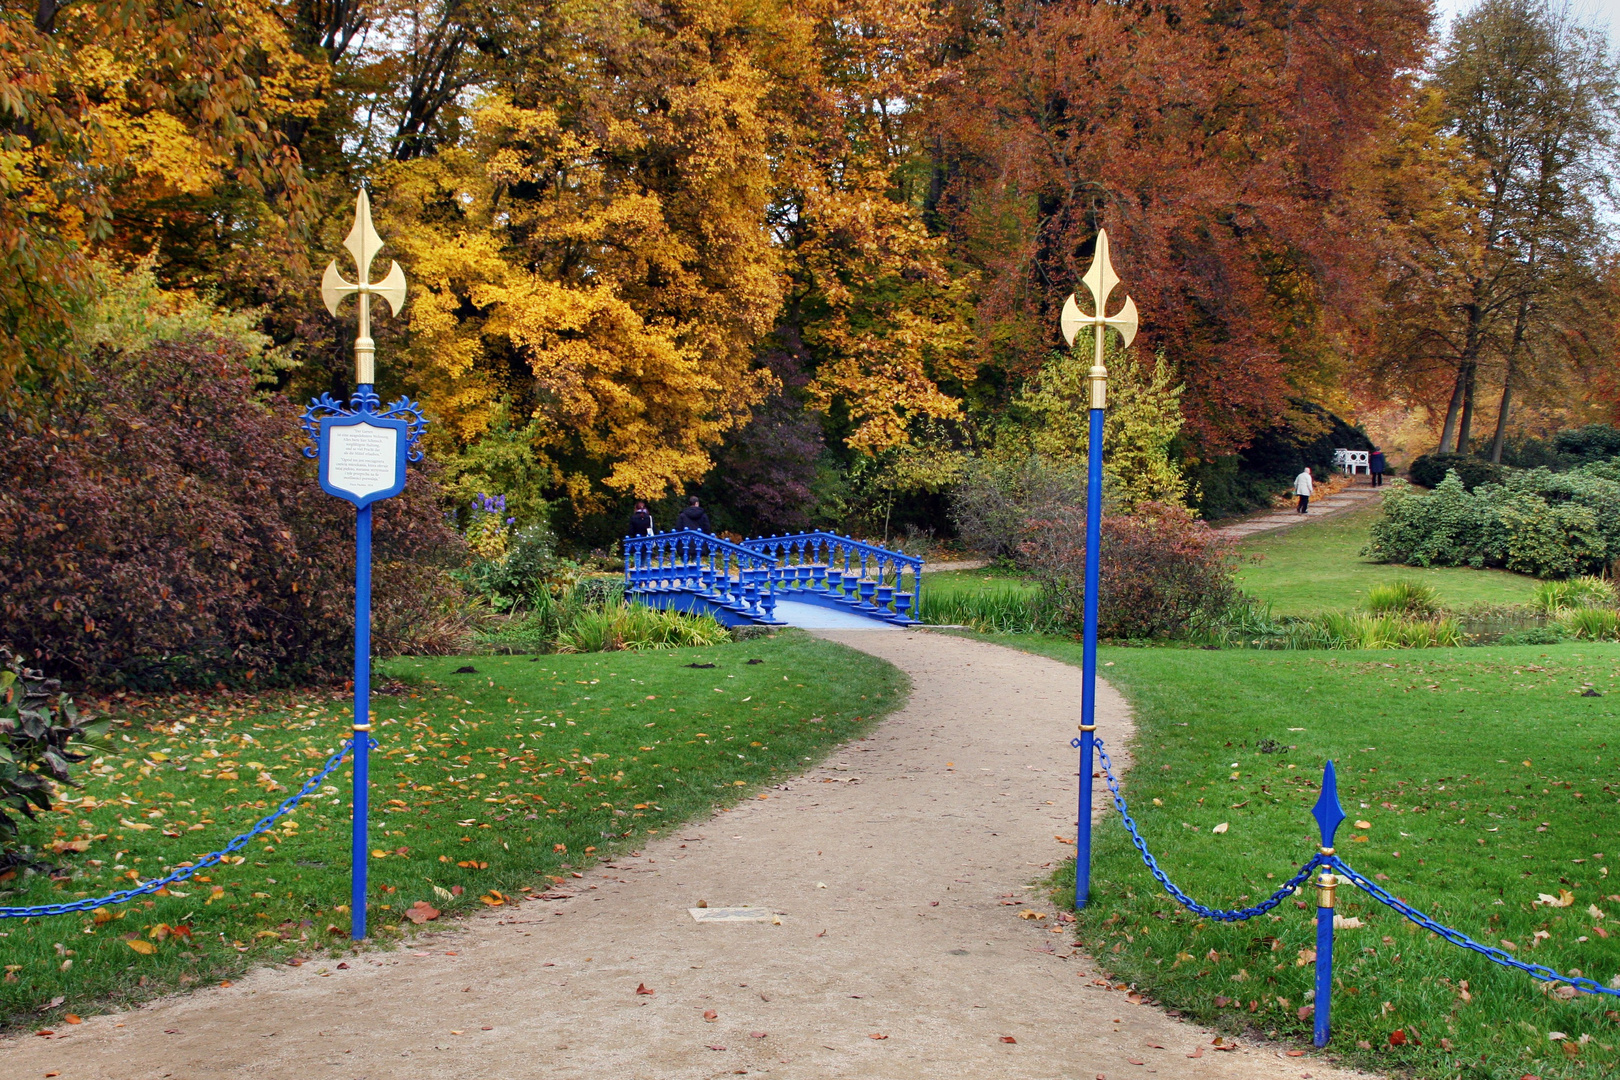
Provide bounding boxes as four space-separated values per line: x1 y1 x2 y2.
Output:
738 531 922 622
623 529 782 621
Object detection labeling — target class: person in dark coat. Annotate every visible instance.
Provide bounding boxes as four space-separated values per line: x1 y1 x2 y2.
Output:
675 496 711 532
1369 447 1386 487
628 500 654 536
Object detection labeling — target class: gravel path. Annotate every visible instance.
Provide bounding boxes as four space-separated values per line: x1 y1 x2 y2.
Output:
1212 483 1383 540
1 631 1376 1080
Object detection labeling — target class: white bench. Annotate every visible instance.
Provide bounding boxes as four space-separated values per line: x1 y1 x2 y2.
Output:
1333 449 1370 475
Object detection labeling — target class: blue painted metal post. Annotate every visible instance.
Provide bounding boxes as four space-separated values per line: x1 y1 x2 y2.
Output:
1060 230 1138 911
351 498 373 940
1075 402 1104 909
307 187 421 942
1311 761 1346 1047
1314 884 1335 1046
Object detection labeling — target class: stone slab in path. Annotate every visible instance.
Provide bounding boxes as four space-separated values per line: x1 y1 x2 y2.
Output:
0 631 1379 1080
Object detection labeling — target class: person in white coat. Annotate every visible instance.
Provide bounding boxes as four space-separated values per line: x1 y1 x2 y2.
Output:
1294 467 1314 514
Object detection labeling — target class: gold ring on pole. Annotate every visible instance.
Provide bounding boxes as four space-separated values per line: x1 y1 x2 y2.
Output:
353 723 373 732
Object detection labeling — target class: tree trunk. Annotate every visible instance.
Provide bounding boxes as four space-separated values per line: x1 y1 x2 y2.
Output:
1490 294 1532 464
1489 365 1514 463
1456 362 1478 455
1438 366 1467 453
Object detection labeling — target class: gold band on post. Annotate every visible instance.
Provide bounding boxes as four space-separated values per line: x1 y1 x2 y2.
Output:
1079 724 1097 732
353 723 373 732
1089 366 1108 409
1316 871 1338 909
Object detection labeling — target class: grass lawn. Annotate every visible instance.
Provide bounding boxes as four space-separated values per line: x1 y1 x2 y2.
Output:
1237 502 1539 615
0 632 905 1028
987 633 1620 1079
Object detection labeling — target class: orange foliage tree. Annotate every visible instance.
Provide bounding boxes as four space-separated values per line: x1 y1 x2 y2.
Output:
931 0 1430 456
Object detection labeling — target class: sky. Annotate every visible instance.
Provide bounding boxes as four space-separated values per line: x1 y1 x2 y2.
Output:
1433 0 1620 38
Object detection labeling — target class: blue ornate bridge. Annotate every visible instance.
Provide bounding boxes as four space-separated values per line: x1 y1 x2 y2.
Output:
623 530 923 627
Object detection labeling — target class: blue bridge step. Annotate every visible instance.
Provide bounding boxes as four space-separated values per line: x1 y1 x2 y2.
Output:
623 530 923 628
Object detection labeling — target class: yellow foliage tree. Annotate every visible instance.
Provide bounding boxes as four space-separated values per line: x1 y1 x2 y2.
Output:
769 0 979 456
1000 334 1191 510
384 0 785 513
0 2 316 413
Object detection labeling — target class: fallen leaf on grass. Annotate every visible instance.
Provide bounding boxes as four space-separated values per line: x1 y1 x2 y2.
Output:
404 901 440 925
1211 822 1229 835
1287 1049 1306 1056
1536 890 1575 908
64 1014 81 1024
1389 1030 1407 1046
125 939 156 955
479 891 506 907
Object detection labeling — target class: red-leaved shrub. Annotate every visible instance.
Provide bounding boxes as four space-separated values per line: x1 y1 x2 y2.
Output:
0 336 468 686
1022 502 1237 638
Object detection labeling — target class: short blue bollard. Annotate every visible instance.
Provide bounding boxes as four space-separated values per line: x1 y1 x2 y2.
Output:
1310 760 1346 1046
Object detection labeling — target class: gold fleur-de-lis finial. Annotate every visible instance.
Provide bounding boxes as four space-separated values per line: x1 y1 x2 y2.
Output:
1059 229 1138 409
322 187 408 386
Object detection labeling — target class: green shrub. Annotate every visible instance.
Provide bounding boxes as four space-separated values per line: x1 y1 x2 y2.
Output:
1364 474 1488 568
1364 579 1440 617
1366 465 1620 578
1023 502 1238 639
917 579 1050 633
554 602 730 653
1558 607 1620 641
948 456 1087 560
1497 625 1565 645
1407 453 1503 490
0 649 111 873
1311 612 1464 649
460 523 566 611
1530 576 1616 614
1553 423 1620 462
486 584 727 654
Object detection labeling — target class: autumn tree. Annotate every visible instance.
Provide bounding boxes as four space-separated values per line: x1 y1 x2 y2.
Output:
1421 0 1619 458
0 0 315 415
381 0 781 519
931 0 1429 458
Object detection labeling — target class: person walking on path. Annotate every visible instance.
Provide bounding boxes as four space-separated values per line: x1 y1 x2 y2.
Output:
627 500 654 536
1370 447 1386 487
675 495 711 532
1294 466 1314 513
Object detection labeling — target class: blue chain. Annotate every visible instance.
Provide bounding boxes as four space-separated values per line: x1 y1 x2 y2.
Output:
0 738 366 919
1092 739 1323 921
1329 855 1620 999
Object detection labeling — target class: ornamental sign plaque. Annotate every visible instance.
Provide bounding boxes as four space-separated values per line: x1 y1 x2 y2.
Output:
318 414 408 507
